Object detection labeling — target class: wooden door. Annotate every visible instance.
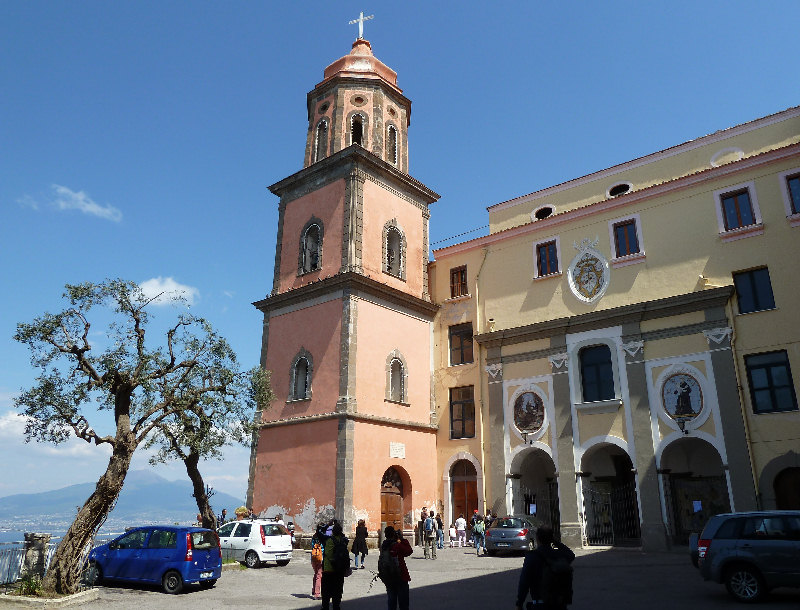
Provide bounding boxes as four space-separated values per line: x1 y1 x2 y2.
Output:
381 492 403 530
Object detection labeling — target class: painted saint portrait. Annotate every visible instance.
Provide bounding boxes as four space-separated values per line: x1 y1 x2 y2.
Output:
662 373 703 420
513 391 545 433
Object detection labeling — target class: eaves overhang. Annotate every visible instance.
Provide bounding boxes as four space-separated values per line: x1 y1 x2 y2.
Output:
474 285 734 348
253 270 439 319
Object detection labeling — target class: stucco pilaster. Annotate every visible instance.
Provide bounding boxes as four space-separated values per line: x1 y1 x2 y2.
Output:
372 90 384 159
271 199 287 295
705 323 757 511
550 336 581 548
332 87 346 154
341 169 365 274
484 349 506 516
422 208 430 300
335 416 355 529
337 291 358 413
621 326 668 550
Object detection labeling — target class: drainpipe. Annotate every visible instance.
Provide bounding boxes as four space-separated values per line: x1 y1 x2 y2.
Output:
475 247 490 512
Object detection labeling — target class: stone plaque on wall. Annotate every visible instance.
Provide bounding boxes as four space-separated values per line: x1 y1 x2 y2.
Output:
389 442 406 459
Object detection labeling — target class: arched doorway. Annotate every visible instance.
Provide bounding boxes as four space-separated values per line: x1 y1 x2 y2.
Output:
515 449 560 538
381 467 404 532
660 438 730 544
451 460 478 521
775 468 800 509
581 444 641 546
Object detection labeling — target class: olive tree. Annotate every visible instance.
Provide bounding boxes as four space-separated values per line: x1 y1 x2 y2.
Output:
13 279 265 594
145 366 273 530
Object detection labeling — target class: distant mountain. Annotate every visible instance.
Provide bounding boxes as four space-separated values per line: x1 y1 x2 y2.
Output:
0 470 245 530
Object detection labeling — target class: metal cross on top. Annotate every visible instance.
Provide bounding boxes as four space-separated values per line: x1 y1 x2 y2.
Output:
348 11 374 39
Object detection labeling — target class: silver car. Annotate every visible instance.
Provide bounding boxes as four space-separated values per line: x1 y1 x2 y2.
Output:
484 516 541 555
218 519 292 568
697 510 800 602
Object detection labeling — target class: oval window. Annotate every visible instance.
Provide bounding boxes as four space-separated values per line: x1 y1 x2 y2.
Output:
608 183 631 197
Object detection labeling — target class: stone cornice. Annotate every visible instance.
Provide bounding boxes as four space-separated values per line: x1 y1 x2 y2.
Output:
435 142 800 260
269 145 439 207
257 410 438 432
474 285 734 347
308 77 412 125
253 270 439 318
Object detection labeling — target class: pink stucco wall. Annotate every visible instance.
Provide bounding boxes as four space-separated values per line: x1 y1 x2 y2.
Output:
276 180 345 293
251 419 339 528
263 298 342 422
351 420 438 533
360 180 425 297
354 299 431 423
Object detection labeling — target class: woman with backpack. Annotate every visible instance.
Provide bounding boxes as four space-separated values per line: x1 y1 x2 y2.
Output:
351 518 369 569
310 523 327 600
322 522 350 610
379 526 412 610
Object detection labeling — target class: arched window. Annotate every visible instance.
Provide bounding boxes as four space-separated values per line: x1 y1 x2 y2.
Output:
301 223 321 273
580 345 614 402
314 120 328 163
390 359 404 402
383 220 406 280
386 125 398 165
290 349 313 400
386 350 408 403
351 113 364 147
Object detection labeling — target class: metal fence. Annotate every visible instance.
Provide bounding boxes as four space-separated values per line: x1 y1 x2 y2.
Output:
0 534 117 586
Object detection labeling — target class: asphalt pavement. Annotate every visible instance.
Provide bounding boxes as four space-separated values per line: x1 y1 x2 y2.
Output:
66 543 800 609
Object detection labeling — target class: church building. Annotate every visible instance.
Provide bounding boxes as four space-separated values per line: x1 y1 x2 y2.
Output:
248 33 800 551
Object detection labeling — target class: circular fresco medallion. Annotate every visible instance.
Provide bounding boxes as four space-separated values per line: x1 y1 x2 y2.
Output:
662 373 703 420
513 391 545 433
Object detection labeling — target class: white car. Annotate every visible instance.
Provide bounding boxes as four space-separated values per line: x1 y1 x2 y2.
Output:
218 519 293 567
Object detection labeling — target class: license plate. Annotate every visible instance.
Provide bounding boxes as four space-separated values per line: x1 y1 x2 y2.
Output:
497 543 509 547
200 571 213 578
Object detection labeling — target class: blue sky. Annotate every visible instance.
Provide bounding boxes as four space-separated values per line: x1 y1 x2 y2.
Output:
1 1 798 502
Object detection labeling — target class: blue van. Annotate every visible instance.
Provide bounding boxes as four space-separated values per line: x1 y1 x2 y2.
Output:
87 525 222 594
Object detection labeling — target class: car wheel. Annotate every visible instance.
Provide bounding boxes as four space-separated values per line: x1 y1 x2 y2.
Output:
162 570 183 594
199 579 217 589
83 562 101 585
245 550 261 568
724 565 765 603
276 559 290 566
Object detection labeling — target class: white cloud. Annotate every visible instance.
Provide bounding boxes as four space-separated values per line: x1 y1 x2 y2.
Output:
222 290 235 299
139 277 199 306
16 194 39 210
51 184 122 222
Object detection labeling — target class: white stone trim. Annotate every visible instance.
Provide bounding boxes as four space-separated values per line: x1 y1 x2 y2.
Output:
713 180 763 238
778 166 800 226
532 234 562 279
607 212 646 263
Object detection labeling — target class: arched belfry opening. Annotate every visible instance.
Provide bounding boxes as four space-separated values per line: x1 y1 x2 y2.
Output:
351 114 365 147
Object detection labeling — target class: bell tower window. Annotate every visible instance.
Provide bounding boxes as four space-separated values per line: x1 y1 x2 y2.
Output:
383 220 406 280
387 125 398 165
351 113 365 147
298 218 324 275
314 120 328 163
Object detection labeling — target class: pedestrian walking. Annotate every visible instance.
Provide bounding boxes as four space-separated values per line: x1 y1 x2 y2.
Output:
472 515 486 556
310 523 327 600
448 524 457 548
378 526 412 610
515 526 575 610
455 513 467 547
422 510 437 559
351 519 368 569
322 522 349 610
435 513 444 549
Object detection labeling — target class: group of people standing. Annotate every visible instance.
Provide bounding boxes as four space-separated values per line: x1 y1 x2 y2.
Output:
309 518 412 610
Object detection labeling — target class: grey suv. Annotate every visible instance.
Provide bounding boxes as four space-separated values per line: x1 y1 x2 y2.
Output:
696 511 800 602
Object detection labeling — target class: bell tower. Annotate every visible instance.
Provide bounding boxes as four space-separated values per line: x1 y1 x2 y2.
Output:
249 30 440 536
303 37 410 173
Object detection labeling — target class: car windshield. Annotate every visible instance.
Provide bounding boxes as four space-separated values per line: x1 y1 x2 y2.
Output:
492 518 525 529
191 531 219 550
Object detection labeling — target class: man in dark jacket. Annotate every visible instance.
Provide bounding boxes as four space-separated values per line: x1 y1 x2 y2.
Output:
382 526 413 610
515 526 575 610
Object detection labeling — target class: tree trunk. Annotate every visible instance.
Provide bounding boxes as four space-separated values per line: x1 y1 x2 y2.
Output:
184 451 217 530
41 440 136 594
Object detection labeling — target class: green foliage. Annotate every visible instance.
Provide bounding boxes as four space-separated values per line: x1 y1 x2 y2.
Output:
17 575 43 597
